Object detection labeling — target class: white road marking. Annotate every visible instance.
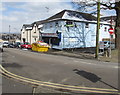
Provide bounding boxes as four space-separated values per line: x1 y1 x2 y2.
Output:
82 62 92 64
61 78 68 83
73 60 93 65
64 63 68 64
113 66 119 68
73 60 79 63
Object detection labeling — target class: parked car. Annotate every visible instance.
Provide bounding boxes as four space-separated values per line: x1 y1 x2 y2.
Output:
8 43 15 48
100 41 115 50
14 42 21 48
0 42 3 52
21 42 32 49
3 42 9 47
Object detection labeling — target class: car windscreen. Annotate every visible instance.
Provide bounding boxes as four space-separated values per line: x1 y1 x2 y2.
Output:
108 42 115 44
4 42 8 44
104 42 107 44
25 42 30 45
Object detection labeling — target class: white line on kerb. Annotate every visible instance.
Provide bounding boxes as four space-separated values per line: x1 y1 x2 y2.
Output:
113 66 119 68
73 60 79 62
73 60 118 69
73 60 92 64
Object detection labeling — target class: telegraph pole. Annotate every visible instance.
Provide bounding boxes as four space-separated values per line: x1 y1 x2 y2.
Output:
95 0 100 59
9 25 10 41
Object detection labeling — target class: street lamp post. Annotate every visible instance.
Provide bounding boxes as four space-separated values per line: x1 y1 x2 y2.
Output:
95 0 100 59
9 25 10 41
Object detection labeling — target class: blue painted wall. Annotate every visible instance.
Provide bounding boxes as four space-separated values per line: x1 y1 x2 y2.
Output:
41 20 110 50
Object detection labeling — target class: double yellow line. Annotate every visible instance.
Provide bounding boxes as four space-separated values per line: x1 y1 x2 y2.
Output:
0 64 119 94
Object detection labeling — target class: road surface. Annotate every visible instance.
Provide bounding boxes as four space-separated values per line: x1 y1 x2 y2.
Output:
1 48 118 94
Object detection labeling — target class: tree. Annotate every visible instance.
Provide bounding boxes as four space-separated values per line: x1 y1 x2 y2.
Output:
72 0 120 49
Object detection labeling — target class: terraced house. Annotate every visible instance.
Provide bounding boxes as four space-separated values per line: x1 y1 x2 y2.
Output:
21 10 115 50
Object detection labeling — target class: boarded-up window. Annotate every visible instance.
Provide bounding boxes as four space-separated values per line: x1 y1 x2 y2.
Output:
66 21 73 25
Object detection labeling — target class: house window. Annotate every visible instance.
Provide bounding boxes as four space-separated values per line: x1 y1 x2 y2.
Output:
50 23 52 28
85 23 89 28
34 38 36 41
55 22 59 27
100 24 103 27
23 38 25 43
104 27 107 32
34 26 36 33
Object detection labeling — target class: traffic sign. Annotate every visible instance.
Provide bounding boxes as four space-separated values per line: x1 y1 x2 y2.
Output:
108 28 114 34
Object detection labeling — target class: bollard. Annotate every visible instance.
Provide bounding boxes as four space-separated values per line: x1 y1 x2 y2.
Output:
104 48 107 57
107 47 111 58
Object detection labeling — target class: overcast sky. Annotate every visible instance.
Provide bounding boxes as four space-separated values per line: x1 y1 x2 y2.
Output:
0 0 116 34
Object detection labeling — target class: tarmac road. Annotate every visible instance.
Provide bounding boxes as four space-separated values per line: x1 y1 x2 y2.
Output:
1 48 119 94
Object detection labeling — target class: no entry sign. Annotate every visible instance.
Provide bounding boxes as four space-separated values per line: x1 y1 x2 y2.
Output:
108 28 114 34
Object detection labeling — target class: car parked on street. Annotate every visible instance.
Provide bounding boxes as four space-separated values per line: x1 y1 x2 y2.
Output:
14 42 21 48
99 41 115 50
20 42 32 49
3 42 9 47
8 43 15 48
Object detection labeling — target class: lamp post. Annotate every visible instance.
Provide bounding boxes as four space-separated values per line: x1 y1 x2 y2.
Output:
95 0 100 59
9 25 10 41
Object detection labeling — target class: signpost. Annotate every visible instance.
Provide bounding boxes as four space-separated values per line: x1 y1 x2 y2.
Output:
108 27 114 57
108 28 114 35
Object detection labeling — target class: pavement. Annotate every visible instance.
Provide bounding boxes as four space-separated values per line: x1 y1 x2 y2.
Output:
46 49 95 60
99 49 118 63
45 48 119 63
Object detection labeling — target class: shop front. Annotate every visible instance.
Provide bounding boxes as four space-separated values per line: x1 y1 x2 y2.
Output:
41 32 61 47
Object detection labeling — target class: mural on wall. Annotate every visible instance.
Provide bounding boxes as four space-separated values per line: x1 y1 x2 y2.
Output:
62 21 96 49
